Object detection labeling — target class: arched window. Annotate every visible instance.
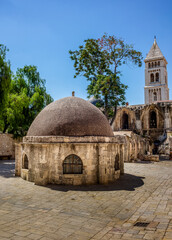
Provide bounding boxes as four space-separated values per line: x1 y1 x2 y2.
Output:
22 154 28 169
63 154 83 174
122 113 129 129
156 72 159 82
153 92 157 101
149 111 157 128
150 73 154 82
158 61 160 66
152 62 154 68
115 154 120 171
148 63 150 68
155 62 157 67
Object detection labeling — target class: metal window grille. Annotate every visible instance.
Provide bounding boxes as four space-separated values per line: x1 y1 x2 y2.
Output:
63 154 83 174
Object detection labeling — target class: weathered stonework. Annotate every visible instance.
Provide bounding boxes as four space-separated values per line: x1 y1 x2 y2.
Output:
113 131 152 162
112 102 172 146
0 133 17 159
15 136 124 185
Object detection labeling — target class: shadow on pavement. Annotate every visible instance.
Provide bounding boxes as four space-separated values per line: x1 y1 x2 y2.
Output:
47 173 145 192
0 160 145 191
0 160 15 178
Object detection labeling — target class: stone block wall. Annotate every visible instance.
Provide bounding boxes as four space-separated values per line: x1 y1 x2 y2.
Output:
15 136 124 186
0 134 16 159
113 132 152 162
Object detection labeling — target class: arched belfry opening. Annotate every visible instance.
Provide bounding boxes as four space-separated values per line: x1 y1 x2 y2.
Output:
150 73 154 82
153 92 157 101
149 111 157 128
122 112 129 129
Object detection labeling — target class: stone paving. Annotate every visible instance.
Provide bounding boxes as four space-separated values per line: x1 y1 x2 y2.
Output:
0 160 171 240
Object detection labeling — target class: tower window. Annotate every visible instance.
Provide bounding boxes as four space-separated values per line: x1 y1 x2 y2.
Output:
63 154 83 174
149 111 157 128
152 62 154 68
148 63 150 68
156 73 159 82
155 62 157 67
150 73 154 82
158 61 160 66
153 92 157 101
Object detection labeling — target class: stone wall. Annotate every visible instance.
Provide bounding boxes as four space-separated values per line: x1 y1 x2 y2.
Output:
113 131 152 162
15 136 124 186
0 134 16 159
112 102 172 142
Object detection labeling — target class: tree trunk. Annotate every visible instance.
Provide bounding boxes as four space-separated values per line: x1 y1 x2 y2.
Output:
110 105 117 126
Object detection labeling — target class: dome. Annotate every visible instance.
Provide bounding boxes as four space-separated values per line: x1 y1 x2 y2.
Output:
88 96 103 106
27 97 114 137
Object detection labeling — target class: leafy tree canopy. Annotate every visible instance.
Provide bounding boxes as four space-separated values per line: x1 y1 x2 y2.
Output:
1 65 53 137
69 34 143 122
0 44 11 111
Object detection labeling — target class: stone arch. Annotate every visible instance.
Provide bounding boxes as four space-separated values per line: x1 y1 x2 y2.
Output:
122 112 129 129
22 153 28 169
112 107 136 131
114 154 120 171
63 154 83 174
149 110 157 128
141 105 165 140
150 73 154 82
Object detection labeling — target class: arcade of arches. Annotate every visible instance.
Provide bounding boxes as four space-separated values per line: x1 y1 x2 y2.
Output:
112 102 169 141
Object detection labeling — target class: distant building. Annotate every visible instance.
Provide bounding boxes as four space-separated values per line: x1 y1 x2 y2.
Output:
112 38 172 153
144 37 169 104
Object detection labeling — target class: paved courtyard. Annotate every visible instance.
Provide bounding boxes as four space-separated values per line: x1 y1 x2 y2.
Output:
0 160 171 240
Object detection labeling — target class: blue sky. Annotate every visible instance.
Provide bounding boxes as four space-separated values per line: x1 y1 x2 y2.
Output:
0 0 172 105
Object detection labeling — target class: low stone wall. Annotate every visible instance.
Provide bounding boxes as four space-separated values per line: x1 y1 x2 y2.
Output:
143 154 159 161
0 134 16 159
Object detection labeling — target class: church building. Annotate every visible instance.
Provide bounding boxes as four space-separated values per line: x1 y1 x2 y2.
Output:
112 38 172 149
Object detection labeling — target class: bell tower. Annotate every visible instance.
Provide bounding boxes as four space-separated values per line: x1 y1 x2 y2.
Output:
144 37 169 104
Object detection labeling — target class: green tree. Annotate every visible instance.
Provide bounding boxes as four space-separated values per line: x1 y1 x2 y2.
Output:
0 44 11 111
69 34 143 122
1 65 53 137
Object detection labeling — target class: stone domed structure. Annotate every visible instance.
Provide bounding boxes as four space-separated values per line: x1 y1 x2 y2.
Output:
88 96 104 107
27 97 113 137
15 96 124 186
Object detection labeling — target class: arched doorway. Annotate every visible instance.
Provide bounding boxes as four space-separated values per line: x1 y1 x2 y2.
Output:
122 113 129 129
149 111 157 128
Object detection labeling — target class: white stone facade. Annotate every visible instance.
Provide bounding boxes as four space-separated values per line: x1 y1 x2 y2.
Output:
144 38 169 104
